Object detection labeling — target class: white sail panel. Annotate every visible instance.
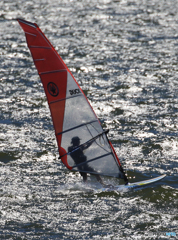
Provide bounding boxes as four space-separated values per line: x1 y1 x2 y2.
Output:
66 72 82 98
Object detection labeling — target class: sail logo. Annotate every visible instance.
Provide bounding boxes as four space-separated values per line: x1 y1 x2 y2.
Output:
69 89 81 96
47 82 59 97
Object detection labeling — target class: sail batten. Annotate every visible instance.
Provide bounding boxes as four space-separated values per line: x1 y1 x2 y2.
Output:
18 19 128 183
72 153 112 169
25 32 37 36
49 93 83 105
57 120 98 136
34 59 45 61
30 46 51 49
39 69 67 75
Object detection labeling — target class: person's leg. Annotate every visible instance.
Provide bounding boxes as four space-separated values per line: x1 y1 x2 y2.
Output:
95 174 104 184
82 165 113 188
80 172 87 182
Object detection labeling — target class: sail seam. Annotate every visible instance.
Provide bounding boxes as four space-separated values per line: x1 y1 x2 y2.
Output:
57 120 98 136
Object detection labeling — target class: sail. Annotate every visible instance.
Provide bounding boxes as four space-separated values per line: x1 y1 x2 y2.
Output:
17 19 128 181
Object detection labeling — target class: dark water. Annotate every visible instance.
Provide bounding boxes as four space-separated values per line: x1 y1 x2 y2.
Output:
0 0 177 239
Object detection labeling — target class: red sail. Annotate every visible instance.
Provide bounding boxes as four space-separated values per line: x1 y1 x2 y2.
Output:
18 19 127 181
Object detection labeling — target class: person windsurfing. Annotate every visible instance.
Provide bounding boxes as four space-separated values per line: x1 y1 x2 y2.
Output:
68 136 111 187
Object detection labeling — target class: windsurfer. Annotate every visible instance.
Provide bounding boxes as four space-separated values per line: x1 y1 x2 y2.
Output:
68 136 109 186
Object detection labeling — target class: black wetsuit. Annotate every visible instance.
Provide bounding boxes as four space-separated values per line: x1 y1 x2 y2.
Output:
68 144 95 181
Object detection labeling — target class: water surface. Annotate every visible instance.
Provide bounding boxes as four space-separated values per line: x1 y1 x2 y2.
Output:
0 0 177 239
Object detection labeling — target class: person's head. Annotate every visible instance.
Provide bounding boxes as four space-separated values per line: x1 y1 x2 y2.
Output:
71 136 80 146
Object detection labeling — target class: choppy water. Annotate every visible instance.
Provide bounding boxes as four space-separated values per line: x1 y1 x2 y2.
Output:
0 0 178 239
